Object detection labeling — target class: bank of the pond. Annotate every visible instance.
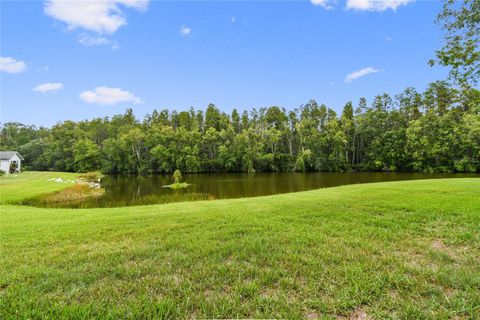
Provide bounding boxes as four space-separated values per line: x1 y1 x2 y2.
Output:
0 177 479 319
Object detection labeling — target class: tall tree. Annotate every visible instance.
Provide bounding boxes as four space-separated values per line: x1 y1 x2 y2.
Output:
430 0 480 86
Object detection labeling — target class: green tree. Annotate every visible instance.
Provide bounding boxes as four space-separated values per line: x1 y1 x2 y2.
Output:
73 139 101 172
2 84 478 174
430 0 480 86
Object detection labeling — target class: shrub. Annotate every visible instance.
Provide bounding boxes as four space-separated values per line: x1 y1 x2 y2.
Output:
78 172 101 182
173 170 182 184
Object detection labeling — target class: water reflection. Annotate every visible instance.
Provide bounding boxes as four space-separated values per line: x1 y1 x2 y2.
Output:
46 172 479 208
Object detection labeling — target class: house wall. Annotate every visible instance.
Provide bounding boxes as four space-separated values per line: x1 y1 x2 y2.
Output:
0 160 10 173
0 155 22 173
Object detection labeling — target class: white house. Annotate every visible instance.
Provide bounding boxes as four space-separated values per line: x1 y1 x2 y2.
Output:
0 151 23 174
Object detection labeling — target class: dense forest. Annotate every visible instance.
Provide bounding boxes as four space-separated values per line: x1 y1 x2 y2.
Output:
1 81 479 174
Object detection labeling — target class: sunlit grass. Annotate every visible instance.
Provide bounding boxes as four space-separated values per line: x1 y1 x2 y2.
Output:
22 183 105 207
0 177 479 318
0 171 78 203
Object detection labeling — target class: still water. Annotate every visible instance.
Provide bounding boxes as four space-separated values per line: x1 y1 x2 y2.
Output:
57 172 478 208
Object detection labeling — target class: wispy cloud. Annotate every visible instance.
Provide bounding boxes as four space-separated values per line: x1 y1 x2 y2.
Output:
345 67 381 83
231 16 236 23
79 86 142 105
37 65 50 72
78 34 110 46
180 26 192 36
311 0 413 11
310 0 334 9
346 0 413 11
0 56 27 74
77 34 118 49
33 82 63 93
385 36 393 42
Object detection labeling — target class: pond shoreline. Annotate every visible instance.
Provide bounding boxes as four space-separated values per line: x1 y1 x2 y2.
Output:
22 172 480 209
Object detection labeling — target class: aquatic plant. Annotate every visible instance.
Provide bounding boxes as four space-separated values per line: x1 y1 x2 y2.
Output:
173 169 182 183
162 169 190 189
167 182 190 189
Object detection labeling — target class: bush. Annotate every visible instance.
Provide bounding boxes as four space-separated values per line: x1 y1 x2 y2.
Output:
78 172 101 182
454 158 478 173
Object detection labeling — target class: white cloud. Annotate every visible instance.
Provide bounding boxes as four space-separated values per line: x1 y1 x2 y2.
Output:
0 56 27 74
345 67 380 83
77 34 119 49
310 0 334 9
346 0 413 11
33 82 64 93
231 16 236 23
78 34 110 46
79 86 142 105
180 26 192 36
385 36 393 42
44 0 149 34
37 65 50 72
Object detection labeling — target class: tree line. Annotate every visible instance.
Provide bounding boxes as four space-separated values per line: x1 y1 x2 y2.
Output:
1 81 479 174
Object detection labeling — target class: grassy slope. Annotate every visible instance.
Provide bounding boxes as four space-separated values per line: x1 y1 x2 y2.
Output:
0 171 78 203
0 174 479 319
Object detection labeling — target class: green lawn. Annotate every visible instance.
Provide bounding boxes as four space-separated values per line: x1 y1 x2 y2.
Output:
0 173 479 319
0 171 78 203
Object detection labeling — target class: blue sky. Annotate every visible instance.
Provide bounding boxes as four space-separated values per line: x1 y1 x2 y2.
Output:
1 0 447 126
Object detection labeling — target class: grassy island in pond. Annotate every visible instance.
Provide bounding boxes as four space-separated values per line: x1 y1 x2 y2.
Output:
0 172 479 319
163 182 190 189
162 169 191 189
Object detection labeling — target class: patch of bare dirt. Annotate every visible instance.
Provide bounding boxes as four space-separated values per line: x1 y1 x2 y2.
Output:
432 239 448 251
430 238 470 262
305 310 321 319
260 287 278 299
0 283 8 294
350 307 371 320
336 306 371 320
388 288 399 300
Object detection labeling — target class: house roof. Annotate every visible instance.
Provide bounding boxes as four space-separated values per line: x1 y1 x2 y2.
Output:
0 151 24 160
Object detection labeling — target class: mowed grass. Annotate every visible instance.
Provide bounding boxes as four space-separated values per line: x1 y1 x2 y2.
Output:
0 171 78 203
0 174 479 319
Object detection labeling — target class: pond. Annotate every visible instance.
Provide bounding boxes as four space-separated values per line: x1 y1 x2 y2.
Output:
41 172 479 208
